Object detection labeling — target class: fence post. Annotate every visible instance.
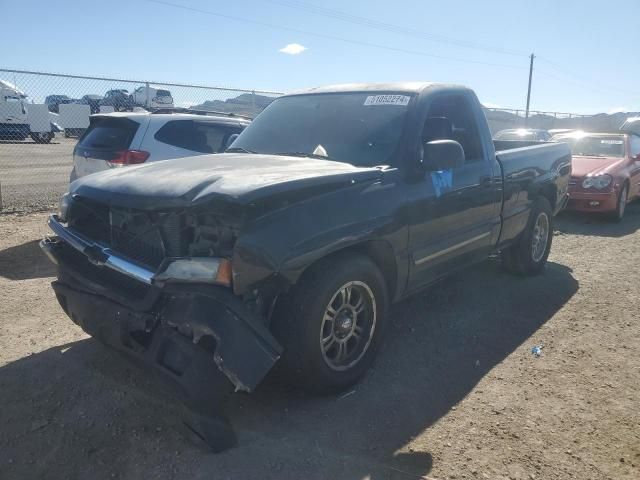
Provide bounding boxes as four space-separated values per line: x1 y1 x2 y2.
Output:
251 90 256 113
145 81 150 108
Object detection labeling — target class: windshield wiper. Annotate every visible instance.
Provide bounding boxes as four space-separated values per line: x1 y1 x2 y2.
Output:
226 147 257 153
275 151 336 161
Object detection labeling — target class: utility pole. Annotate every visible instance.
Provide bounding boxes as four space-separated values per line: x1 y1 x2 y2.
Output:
525 53 535 124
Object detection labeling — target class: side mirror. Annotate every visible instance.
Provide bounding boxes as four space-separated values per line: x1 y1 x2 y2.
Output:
225 133 239 151
421 139 465 171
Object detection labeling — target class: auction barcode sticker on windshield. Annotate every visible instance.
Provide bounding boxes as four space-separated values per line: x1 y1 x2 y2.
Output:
600 139 624 144
364 95 410 106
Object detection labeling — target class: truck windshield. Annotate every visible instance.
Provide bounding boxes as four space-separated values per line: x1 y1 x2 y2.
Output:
552 134 625 158
231 92 411 167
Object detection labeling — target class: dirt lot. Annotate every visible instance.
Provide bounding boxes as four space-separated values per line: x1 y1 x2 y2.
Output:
0 209 638 480
0 136 75 212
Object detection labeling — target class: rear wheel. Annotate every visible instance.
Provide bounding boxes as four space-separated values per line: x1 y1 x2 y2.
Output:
503 197 553 276
30 132 53 144
272 253 388 393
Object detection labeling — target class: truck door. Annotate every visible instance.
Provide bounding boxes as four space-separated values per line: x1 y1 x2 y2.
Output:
407 93 502 290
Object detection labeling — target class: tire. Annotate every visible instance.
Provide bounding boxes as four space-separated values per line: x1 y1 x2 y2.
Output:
30 132 52 144
272 253 389 393
502 197 553 276
609 184 628 223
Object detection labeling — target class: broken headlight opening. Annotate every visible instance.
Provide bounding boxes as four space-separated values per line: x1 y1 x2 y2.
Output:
154 257 233 287
58 192 72 222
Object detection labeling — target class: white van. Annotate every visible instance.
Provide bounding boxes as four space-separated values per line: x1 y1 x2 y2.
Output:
131 85 174 109
0 80 56 142
0 79 29 140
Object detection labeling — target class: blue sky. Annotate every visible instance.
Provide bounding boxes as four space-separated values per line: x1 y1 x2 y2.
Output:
2 0 638 113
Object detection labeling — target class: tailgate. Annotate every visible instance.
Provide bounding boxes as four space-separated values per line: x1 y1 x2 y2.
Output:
73 116 141 177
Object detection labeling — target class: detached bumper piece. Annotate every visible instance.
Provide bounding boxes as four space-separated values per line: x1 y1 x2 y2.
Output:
42 236 282 452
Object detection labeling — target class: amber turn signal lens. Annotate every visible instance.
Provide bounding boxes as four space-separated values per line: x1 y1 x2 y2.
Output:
215 259 233 287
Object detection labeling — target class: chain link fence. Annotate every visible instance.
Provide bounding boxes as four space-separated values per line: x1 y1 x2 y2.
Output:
0 68 282 213
1 67 632 215
483 108 593 134
482 107 636 134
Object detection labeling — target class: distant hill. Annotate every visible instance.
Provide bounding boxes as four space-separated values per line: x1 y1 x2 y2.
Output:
190 93 638 132
484 107 640 134
190 93 276 118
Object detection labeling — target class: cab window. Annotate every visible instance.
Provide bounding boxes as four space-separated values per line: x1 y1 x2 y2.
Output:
422 95 483 163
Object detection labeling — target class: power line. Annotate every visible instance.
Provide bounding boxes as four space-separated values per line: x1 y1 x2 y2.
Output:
268 0 529 57
537 56 636 96
535 69 609 95
144 0 524 69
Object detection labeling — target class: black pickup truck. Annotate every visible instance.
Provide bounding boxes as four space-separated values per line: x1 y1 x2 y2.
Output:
41 82 571 449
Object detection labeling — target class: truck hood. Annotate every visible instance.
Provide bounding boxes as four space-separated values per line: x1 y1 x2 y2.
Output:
70 153 383 209
570 155 625 177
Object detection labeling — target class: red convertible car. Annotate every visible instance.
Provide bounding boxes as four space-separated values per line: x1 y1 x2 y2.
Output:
552 131 640 221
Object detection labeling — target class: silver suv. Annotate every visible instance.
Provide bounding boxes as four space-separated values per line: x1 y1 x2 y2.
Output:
70 110 251 181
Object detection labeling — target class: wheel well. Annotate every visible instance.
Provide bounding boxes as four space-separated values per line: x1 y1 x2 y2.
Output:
295 241 398 300
539 184 556 209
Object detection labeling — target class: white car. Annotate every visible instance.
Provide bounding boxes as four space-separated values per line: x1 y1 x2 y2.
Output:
70 111 251 181
131 85 174 109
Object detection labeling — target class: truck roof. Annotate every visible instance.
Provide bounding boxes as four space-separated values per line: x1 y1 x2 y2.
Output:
285 82 468 96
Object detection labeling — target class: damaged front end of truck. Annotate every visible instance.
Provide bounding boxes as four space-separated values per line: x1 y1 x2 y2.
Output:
40 195 284 451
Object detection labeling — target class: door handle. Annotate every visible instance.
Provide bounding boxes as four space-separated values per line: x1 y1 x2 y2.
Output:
480 176 492 188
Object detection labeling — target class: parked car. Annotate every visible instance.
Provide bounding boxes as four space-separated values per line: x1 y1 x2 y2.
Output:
69 110 251 181
552 131 640 221
494 128 552 142
548 128 576 137
131 85 174 109
41 82 571 450
99 89 133 111
620 117 640 136
45 94 73 113
76 94 103 114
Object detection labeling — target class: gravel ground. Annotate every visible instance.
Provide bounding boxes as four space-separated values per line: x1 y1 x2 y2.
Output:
0 136 75 212
0 209 638 480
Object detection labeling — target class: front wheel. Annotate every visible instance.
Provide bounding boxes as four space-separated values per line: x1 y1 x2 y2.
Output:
272 253 388 393
502 197 553 276
609 184 628 223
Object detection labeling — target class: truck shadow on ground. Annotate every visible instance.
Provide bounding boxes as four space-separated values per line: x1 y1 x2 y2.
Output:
555 201 640 238
0 260 577 480
0 239 56 280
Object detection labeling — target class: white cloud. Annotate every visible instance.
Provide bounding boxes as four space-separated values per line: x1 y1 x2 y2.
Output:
279 43 307 55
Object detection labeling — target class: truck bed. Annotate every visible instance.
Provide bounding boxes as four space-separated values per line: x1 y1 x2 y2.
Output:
495 141 571 245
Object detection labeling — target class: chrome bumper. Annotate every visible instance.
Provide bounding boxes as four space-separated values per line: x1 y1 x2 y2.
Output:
43 214 155 285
